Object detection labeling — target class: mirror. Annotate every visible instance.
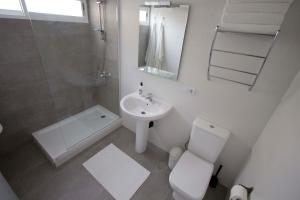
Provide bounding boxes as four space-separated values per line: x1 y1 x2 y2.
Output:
138 4 189 80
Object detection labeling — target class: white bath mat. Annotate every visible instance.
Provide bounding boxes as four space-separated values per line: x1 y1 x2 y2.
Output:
83 144 150 200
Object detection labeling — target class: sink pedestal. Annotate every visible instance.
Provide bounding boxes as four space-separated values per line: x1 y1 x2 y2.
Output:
135 120 150 153
120 92 172 154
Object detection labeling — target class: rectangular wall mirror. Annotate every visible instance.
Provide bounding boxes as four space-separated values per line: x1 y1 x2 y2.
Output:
138 4 189 80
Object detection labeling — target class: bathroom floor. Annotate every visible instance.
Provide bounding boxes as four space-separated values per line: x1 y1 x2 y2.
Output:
0 127 227 200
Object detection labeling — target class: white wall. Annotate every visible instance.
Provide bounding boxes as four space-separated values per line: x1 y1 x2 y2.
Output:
235 69 300 200
119 0 300 186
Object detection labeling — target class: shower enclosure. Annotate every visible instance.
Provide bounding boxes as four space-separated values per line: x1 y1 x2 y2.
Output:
0 0 121 165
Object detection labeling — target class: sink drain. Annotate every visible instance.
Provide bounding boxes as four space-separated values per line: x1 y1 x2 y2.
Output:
100 115 106 118
141 111 146 115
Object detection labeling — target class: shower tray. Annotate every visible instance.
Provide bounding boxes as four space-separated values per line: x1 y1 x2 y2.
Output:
32 105 122 167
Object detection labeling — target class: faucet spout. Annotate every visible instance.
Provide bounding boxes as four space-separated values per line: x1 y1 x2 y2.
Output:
145 93 153 103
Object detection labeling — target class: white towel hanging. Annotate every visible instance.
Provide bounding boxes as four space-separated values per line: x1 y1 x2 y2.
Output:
155 21 165 69
145 18 166 69
145 22 157 67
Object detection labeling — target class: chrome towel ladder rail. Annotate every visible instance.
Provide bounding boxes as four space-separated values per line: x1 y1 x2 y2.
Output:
207 26 280 91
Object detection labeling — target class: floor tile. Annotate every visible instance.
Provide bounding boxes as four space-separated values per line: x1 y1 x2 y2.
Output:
0 126 228 200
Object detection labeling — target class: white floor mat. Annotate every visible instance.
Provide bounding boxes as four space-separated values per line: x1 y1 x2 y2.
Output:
83 144 150 200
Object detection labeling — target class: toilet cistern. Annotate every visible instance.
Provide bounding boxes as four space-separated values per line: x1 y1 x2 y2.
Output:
120 92 172 153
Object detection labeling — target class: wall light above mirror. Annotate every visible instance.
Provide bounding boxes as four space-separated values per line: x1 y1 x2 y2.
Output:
138 2 189 80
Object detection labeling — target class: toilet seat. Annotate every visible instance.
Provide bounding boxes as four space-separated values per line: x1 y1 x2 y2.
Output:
169 151 214 200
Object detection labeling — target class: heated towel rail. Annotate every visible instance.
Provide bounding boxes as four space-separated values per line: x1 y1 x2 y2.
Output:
207 26 279 91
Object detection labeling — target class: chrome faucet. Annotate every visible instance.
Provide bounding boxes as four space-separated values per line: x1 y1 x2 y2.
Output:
145 93 153 102
97 70 111 79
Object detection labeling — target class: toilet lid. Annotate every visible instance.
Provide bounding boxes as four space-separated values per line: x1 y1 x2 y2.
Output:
169 151 214 200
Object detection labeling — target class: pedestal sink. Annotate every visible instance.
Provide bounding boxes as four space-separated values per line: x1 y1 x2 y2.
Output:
120 92 172 153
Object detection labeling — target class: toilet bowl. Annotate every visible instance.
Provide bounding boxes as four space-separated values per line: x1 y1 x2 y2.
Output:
169 118 230 200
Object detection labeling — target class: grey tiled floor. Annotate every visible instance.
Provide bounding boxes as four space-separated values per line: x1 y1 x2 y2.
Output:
0 127 228 200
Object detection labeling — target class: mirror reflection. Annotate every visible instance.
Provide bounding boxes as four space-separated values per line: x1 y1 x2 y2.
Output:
138 4 189 80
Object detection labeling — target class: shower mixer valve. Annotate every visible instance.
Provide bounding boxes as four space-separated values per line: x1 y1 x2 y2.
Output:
98 70 111 79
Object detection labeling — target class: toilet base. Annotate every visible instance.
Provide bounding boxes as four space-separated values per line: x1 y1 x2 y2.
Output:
173 191 185 200
172 191 203 200
172 191 188 200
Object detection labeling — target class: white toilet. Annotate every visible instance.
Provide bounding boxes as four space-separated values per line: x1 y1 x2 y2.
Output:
169 118 230 200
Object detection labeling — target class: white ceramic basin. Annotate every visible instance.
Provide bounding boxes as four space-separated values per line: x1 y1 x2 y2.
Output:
120 92 172 121
120 92 172 153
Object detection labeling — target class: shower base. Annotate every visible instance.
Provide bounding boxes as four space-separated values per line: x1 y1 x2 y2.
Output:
33 105 122 167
